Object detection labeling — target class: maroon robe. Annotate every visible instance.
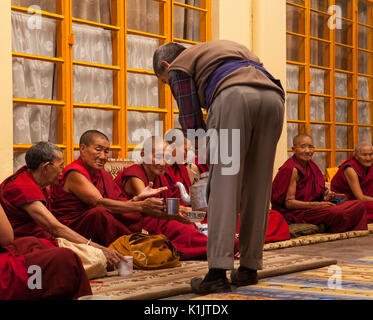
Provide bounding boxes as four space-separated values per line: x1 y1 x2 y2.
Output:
114 164 210 259
331 157 373 223
0 166 55 241
49 158 143 246
165 164 193 206
0 236 92 300
272 155 367 233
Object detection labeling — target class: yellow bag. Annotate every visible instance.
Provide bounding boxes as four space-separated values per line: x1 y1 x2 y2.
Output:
109 233 181 270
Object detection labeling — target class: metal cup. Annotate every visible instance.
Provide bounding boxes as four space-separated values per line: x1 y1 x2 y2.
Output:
166 198 180 215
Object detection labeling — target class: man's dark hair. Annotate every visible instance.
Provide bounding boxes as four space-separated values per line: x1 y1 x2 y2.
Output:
153 43 186 76
25 141 62 171
79 130 110 146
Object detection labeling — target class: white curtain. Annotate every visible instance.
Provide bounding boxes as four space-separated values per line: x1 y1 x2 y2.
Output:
12 12 58 170
12 0 201 169
286 2 371 173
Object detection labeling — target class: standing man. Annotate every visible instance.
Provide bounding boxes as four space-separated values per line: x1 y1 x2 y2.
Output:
153 40 285 294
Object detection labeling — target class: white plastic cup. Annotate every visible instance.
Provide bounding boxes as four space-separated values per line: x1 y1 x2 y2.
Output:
117 256 133 276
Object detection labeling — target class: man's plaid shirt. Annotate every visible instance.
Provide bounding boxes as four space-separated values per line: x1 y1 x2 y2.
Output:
168 70 207 134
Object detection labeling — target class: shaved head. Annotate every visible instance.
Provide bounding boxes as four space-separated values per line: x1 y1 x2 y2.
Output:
293 134 313 147
354 141 373 155
79 130 109 146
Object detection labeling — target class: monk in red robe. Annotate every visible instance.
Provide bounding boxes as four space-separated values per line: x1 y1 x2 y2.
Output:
0 142 124 269
115 136 210 260
163 128 200 205
49 130 185 250
331 141 373 223
272 134 367 233
0 203 92 300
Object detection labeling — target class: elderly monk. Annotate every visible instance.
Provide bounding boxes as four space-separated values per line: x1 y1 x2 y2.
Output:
272 134 367 232
0 203 92 300
163 128 200 205
115 136 210 260
331 141 373 223
0 142 124 270
49 130 181 249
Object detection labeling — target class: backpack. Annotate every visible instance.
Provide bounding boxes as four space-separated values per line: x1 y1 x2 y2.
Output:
109 233 181 270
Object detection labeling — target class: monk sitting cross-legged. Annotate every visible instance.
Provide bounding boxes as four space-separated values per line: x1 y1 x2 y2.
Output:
271 134 367 233
114 136 210 260
331 141 373 223
49 130 176 250
0 141 124 270
0 203 92 300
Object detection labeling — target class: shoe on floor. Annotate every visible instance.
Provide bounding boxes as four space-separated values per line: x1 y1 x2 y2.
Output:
230 267 258 287
191 274 231 295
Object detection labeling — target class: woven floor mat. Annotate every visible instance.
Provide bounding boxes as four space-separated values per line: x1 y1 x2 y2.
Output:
90 252 336 300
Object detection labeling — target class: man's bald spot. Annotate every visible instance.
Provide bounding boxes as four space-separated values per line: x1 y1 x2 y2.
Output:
293 134 313 147
355 141 373 155
79 130 110 146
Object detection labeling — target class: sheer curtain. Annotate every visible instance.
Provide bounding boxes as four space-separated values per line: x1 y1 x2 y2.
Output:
286 1 370 173
12 0 201 169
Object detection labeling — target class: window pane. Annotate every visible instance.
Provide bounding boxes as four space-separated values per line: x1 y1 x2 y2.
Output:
335 99 351 123
335 20 353 46
312 151 327 174
12 0 56 13
310 124 326 148
335 125 349 149
310 68 325 94
12 12 57 57
127 35 159 70
335 0 353 20
287 4 305 35
358 127 372 143
14 152 26 172
358 101 371 124
286 93 303 120
287 64 305 91
358 25 373 50
127 73 159 108
335 72 352 97
335 45 353 71
174 6 201 42
310 11 329 40
287 34 305 62
73 108 113 145
310 39 329 67
358 76 372 100
335 152 349 167
310 96 328 121
310 0 329 12
358 50 373 75
358 0 373 25
127 111 161 146
127 0 160 34
72 0 111 24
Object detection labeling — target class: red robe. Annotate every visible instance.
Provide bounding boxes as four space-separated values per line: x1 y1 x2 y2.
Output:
0 236 92 300
194 156 209 174
164 164 193 206
331 157 373 223
0 166 55 241
114 164 210 259
272 155 368 232
49 158 143 247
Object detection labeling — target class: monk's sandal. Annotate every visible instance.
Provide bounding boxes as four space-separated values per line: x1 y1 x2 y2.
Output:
230 267 258 287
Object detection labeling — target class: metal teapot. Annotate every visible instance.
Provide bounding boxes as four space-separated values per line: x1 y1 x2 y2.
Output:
176 172 209 211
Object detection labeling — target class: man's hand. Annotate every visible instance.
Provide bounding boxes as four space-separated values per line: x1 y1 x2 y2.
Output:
99 246 127 270
135 182 168 201
141 197 166 217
